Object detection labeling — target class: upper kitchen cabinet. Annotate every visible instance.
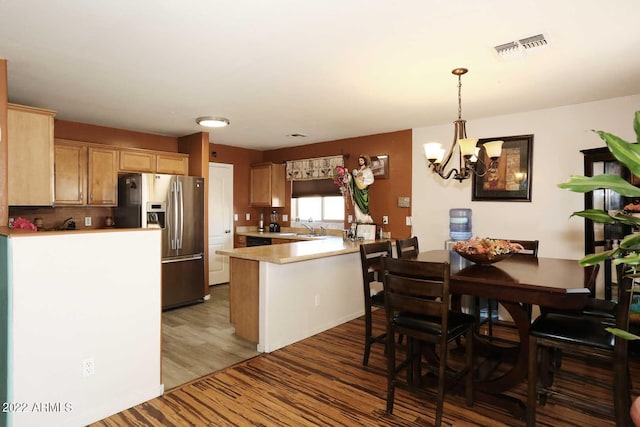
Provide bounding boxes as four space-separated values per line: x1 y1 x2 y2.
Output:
119 149 189 175
54 139 118 206
88 146 118 205
250 163 285 207
156 152 189 175
7 103 56 206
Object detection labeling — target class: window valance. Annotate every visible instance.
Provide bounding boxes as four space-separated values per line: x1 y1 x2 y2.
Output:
286 155 344 181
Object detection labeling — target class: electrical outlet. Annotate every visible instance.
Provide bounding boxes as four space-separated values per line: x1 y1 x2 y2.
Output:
234 213 238 222
84 216 92 227
245 213 251 221
314 294 320 307
282 214 288 222
406 216 412 226
82 358 95 377
348 215 353 223
382 215 389 224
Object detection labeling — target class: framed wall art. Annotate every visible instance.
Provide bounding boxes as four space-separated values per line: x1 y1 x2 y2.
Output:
472 134 533 202
370 154 389 179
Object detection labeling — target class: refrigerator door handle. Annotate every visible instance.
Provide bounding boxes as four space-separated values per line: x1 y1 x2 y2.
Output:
178 180 184 249
171 180 178 250
161 254 203 264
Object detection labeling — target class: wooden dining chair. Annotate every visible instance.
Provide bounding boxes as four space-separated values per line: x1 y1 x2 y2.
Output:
395 236 419 259
382 256 475 427
483 239 539 336
527 264 634 427
359 240 393 366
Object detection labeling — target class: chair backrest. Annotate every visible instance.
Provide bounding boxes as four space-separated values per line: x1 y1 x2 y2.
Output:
382 256 450 339
490 238 539 257
359 241 393 302
395 236 419 259
584 263 601 297
615 265 634 333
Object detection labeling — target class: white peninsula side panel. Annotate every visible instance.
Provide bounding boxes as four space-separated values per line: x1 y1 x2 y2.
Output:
8 229 162 427
258 252 363 353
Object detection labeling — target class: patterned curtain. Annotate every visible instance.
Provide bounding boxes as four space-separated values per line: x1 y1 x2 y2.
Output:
286 155 344 181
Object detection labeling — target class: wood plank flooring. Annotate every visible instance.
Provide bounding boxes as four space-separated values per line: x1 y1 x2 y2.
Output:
162 284 259 390
95 307 639 426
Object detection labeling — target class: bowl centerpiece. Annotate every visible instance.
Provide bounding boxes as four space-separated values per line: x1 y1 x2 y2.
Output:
452 238 524 265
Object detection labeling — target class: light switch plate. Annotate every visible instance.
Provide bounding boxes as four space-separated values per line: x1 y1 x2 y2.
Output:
234 214 238 222
85 217 92 227
398 196 411 208
245 213 251 221
282 214 288 222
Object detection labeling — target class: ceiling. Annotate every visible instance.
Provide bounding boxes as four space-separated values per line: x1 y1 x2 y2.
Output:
1 1 639 150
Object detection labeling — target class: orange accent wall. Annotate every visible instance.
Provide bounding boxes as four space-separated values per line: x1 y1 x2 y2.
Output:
0 60 7 227
54 119 178 151
209 143 264 229
263 130 412 238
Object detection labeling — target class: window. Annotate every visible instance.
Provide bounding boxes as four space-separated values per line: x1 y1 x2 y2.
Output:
291 196 345 222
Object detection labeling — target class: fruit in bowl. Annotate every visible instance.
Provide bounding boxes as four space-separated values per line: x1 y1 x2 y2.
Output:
452 238 524 265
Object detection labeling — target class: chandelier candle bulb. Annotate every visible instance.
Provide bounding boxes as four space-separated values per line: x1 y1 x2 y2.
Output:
483 140 504 159
459 138 479 157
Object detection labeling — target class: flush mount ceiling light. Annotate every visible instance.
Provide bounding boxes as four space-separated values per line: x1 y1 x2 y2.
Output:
196 116 230 128
423 68 503 182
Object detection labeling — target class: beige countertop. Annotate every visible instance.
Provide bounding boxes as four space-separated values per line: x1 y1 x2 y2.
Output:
216 237 377 264
235 227 342 241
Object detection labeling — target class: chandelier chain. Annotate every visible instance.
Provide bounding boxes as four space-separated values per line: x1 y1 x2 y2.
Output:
457 74 463 121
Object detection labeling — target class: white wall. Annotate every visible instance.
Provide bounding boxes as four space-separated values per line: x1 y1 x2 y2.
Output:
8 229 162 427
412 94 640 260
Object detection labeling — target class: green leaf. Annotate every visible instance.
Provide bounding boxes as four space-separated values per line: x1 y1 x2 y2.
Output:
579 249 621 266
605 327 640 341
570 209 616 223
613 252 640 266
635 111 640 143
595 129 640 177
619 233 640 249
612 212 640 227
557 174 640 197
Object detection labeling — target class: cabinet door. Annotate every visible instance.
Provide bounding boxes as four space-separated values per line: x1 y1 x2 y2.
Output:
8 104 56 206
119 149 155 173
250 164 272 207
54 142 86 205
88 147 118 206
156 153 189 175
250 163 285 207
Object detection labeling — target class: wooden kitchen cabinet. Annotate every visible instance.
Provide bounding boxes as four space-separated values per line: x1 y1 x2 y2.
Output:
7 104 56 206
88 146 118 205
156 152 189 175
119 148 189 175
54 139 118 206
54 140 86 205
235 235 247 248
250 163 285 207
119 149 155 173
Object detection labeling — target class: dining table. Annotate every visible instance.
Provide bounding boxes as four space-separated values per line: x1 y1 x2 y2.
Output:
414 250 592 419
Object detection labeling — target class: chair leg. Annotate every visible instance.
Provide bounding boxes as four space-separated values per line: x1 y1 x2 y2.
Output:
527 336 538 427
465 330 474 407
435 338 447 427
386 327 396 414
363 308 372 366
613 354 632 427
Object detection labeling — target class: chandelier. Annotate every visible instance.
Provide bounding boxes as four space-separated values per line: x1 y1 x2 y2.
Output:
423 68 503 182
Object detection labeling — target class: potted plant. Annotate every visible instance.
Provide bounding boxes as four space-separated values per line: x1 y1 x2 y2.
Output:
558 110 640 340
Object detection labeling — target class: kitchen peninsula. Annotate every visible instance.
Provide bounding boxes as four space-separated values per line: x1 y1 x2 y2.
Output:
0 227 162 427
216 236 372 353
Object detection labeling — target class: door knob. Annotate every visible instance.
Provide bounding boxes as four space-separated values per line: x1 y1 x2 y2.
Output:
225 229 231 233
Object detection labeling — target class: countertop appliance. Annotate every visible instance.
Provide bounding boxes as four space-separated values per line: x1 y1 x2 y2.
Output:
116 173 205 310
269 210 280 232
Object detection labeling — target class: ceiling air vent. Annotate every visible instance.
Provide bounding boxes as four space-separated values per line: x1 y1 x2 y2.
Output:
494 33 548 57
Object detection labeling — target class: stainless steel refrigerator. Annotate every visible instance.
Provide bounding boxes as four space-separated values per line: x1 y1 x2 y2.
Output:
116 173 205 310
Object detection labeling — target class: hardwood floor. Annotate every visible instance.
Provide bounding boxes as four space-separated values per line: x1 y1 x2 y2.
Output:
95 308 638 426
162 284 259 390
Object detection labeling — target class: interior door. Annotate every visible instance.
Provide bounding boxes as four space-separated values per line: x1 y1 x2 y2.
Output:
208 163 234 284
